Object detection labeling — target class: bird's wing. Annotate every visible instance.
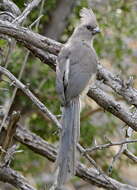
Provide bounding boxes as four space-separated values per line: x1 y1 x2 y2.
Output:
56 46 71 105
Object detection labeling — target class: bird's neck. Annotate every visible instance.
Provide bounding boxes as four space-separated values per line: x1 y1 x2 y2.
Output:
68 27 93 47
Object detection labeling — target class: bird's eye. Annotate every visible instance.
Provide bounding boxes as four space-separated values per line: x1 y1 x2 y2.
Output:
86 25 92 30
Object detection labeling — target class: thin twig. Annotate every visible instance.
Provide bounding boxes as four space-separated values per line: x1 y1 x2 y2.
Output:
108 144 125 174
85 139 137 153
35 0 44 31
29 14 43 29
13 0 43 24
81 107 102 121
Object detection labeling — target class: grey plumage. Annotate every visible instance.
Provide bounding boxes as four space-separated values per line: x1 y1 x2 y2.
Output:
56 7 99 189
56 97 80 187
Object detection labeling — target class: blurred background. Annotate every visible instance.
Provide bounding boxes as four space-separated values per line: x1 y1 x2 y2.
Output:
0 0 137 189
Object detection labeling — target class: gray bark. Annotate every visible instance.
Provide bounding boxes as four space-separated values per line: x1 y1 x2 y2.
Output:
0 166 36 190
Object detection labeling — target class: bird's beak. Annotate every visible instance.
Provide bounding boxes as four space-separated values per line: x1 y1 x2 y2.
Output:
92 27 100 35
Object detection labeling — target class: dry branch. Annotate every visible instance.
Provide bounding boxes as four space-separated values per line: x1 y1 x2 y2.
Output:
0 0 21 16
14 125 137 190
15 124 57 162
0 20 62 55
13 0 42 24
0 166 36 190
0 66 61 130
88 87 137 131
124 149 137 163
85 139 137 153
97 65 137 106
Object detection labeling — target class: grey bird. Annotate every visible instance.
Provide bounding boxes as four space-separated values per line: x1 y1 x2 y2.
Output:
56 8 100 189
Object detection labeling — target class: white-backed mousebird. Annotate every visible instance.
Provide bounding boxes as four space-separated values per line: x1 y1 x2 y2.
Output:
56 7 100 189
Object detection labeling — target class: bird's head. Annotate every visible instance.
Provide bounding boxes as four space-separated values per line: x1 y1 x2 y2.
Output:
79 8 100 38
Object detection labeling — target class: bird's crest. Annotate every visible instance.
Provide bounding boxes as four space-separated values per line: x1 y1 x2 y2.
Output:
80 8 96 25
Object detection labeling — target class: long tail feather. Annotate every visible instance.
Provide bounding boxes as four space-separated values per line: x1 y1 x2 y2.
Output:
56 97 80 189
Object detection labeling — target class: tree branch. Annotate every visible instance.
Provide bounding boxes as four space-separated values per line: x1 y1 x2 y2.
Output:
15 124 57 162
13 0 42 24
77 164 137 190
0 20 62 55
0 166 36 190
0 0 21 16
0 66 61 130
26 44 56 71
14 125 137 190
123 149 137 163
88 86 137 131
97 64 137 106
85 139 137 153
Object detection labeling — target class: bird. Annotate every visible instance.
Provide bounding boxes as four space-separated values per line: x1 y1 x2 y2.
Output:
56 7 100 189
